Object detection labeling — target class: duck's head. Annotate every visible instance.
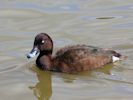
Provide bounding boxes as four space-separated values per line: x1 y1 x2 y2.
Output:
27 33 53 59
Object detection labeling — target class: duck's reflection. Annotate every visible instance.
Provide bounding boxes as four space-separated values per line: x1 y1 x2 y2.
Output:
29 63 113 100
29 67 52 100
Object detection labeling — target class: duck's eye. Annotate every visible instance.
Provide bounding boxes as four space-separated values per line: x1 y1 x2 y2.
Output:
41 40 45 44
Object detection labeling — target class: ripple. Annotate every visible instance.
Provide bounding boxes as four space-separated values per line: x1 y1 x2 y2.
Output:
0 9 43 18
96 17 115 19
82 15 125 21
0 3 80 13
0 64 18 74
113 44 133 50
114 5 133 10
103 78 133 85
54 38 75 47
113 23 133 29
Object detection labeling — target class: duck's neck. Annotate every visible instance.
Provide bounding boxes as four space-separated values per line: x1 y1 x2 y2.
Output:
39 49 53 56
36 49 53 70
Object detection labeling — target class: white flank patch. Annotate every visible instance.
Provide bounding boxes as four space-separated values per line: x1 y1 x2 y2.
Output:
112 56 120 62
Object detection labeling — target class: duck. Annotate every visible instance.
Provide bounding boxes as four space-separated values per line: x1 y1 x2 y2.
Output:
27 33 122 73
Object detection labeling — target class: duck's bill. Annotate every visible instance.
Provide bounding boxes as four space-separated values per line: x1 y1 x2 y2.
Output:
27 47 38 59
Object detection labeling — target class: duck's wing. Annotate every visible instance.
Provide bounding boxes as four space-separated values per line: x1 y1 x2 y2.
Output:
55 45 121 58
55 45 99 56
54 45 121 73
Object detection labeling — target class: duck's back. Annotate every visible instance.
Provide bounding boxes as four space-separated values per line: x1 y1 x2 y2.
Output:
53 45 121 73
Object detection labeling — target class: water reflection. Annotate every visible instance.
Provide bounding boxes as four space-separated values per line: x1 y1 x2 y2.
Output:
29 63 114 100
29 68 52 100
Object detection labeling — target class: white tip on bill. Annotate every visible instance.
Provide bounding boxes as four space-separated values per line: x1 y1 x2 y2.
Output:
27 50 38 59
112 56 120 62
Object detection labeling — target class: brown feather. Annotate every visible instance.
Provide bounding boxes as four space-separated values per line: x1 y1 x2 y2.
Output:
28 33 122 73
53 45 113 73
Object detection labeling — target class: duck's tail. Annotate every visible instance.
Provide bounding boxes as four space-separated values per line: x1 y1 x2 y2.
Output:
111 51 127 62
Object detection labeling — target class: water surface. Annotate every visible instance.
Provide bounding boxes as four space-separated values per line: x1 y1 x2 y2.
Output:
0 0 133 100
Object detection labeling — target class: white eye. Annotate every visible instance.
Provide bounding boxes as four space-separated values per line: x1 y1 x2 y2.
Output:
42 40 45 43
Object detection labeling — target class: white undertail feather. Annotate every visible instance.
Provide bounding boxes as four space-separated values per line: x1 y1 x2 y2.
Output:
112 56 120 62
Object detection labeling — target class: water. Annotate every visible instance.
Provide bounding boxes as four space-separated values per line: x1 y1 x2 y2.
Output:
0 0 133 100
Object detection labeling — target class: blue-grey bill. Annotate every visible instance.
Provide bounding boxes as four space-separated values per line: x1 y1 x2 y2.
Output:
27 50 38 59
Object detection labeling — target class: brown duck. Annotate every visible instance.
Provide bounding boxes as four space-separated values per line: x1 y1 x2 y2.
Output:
27 33 121 73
